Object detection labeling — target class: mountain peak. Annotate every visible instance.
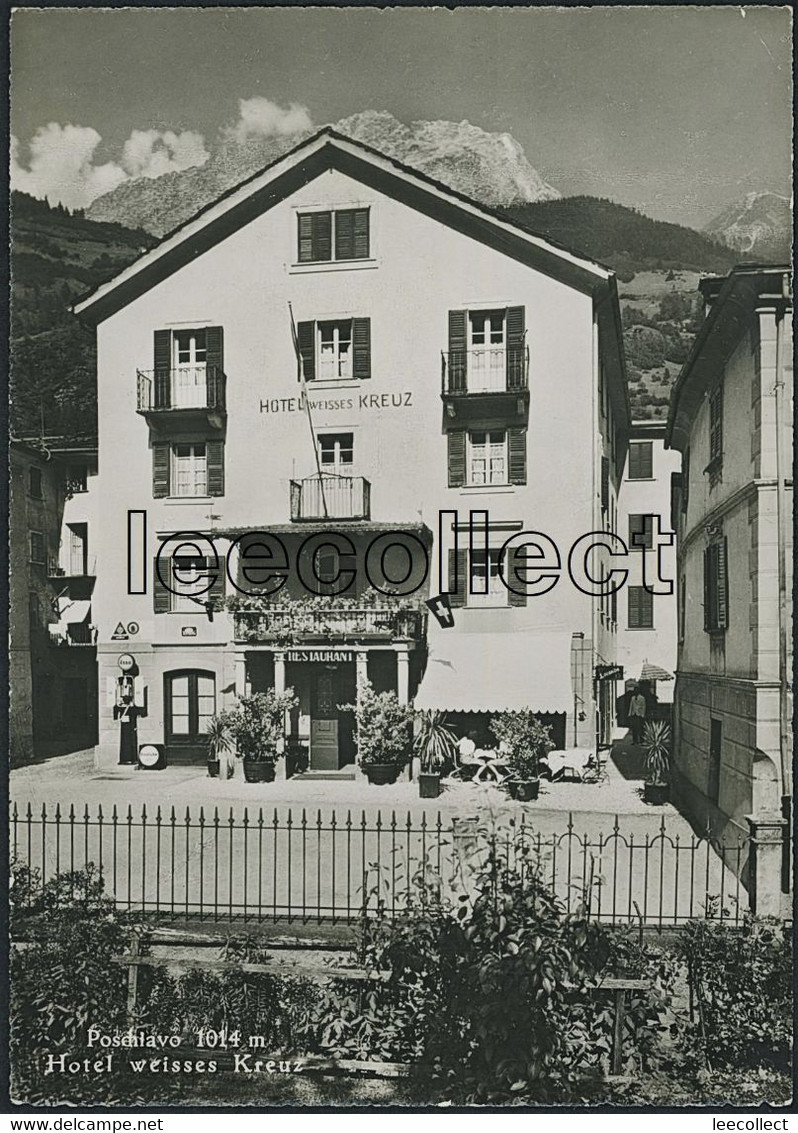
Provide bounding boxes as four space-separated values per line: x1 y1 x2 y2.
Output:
86 110 559 235
703 191 792 259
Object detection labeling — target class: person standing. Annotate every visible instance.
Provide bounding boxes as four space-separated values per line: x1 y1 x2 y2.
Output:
629 685 647 745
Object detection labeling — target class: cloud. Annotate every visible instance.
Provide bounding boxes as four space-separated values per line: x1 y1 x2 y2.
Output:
11 123 210 209
11 123 127 210
121 129 209 180
224 97 313 144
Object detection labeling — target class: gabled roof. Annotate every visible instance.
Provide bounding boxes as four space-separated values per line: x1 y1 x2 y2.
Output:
73 128 614 326
666 264 792 450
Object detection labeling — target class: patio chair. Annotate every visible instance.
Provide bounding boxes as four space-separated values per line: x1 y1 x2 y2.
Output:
581 742 612 784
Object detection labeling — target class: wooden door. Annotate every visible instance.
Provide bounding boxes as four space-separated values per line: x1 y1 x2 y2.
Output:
310 670 339 770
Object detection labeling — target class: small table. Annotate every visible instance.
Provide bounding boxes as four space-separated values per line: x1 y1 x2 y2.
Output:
543 748 594 782
469 748 512 785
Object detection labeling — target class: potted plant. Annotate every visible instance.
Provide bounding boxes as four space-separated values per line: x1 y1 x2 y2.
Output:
224 689 298 784
414 709 457 799
342 681 413 785
490 710 554 802
204 713 232 779
642 719 671 805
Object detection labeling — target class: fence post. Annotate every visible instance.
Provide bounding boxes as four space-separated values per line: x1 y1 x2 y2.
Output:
746 813 787 916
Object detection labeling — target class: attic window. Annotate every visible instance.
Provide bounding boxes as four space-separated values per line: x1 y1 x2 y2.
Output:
297 209 370 263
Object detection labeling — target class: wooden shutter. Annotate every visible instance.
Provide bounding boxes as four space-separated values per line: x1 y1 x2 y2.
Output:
206 440 224 497
152 443 170 498
313 212 332 261
447 430 467 487
682 448 690 511
506 305 526 388
716 538 728 629
154 329 171 408
448 310 468 392
508 428 527 485
353 208 369 259
448 548 467 608
208 556 225 605
205 326 224 407
703 547 711 631
601 455 610 512
298 213 314 262
507 544 527 607
297 321 315 382
153 557 170 613
352 318 371 379
335 210 355 260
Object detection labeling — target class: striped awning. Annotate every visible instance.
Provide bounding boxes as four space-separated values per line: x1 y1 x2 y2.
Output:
414 629 572 714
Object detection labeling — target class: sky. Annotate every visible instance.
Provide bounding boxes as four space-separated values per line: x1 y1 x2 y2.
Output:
10 5 793 228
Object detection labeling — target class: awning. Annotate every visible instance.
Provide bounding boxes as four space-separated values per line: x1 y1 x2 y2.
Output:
415 629 573 713
57 598 91 624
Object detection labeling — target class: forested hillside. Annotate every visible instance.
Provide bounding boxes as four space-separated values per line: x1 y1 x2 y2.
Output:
10 191 155 439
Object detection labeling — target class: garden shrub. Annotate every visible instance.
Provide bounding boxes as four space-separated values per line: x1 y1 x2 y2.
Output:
677 915 792 1073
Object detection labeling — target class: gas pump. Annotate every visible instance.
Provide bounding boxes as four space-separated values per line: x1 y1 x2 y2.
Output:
112 653 143 765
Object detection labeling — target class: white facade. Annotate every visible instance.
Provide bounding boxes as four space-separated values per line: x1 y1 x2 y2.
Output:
616 422 680 704
75 131 630 772
667 266 792 843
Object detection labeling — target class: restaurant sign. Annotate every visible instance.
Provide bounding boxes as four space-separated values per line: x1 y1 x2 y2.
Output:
285 649 354 663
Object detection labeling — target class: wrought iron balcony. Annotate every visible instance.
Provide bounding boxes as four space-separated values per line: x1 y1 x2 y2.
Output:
290 474 371 522
49 623 97 647
47 555 97 579
441 347 529 396
233 604 426 645
136 365 226 427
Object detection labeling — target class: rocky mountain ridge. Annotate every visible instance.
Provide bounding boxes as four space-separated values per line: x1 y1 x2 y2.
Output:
86 110 560 236
703 191 791 261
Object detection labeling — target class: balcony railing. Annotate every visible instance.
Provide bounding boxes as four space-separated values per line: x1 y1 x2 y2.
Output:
233 605 426 644
47 555 97 578
49 623 97 647
441 346 529 396
290 474 371 521
136 365 226 414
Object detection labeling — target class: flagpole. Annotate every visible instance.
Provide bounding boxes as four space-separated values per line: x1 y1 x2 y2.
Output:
288 302 328 519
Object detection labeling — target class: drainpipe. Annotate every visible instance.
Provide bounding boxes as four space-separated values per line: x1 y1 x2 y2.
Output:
772 277 791 887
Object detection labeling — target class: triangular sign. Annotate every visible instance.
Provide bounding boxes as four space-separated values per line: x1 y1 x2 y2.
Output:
111 621 129 640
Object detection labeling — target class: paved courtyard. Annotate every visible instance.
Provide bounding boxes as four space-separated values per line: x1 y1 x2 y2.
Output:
10 741 748 928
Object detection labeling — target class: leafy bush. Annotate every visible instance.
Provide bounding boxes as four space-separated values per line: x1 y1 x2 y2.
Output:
490 710 554 781
642 720 671 784
341 681 414 769
677 916 792 1073
223 689 298 764
414 709 457 773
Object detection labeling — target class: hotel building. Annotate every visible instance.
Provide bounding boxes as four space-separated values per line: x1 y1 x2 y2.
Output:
73 130 631 773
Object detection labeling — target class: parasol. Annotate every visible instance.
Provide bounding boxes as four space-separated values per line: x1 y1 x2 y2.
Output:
639 661 674 682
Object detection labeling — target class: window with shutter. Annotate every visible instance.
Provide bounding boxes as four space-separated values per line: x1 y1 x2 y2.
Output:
29 531 45 564
629 514 654 549
628 585 654 629
298 209 369 263
447 431 467 488
628 441 653 479
154 556 224 613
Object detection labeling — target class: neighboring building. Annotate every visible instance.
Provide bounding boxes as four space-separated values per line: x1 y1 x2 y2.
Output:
666 265 793 845
9 438 99 763
74 129 630 773
616 421 680 711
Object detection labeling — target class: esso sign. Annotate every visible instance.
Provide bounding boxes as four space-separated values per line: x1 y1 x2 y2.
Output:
117 653 135 673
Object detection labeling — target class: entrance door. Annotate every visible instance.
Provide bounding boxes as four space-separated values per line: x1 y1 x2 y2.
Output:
165 669 215 763
310 670 339 770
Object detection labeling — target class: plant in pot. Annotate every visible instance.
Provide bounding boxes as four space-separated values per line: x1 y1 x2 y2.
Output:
414 709 457 799
642 719 671 805
204 714 232 779
342 681 413 785
490 710 554 802
224 689 298 784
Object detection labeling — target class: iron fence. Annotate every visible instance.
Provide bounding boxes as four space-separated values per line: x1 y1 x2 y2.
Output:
10 803 750 930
